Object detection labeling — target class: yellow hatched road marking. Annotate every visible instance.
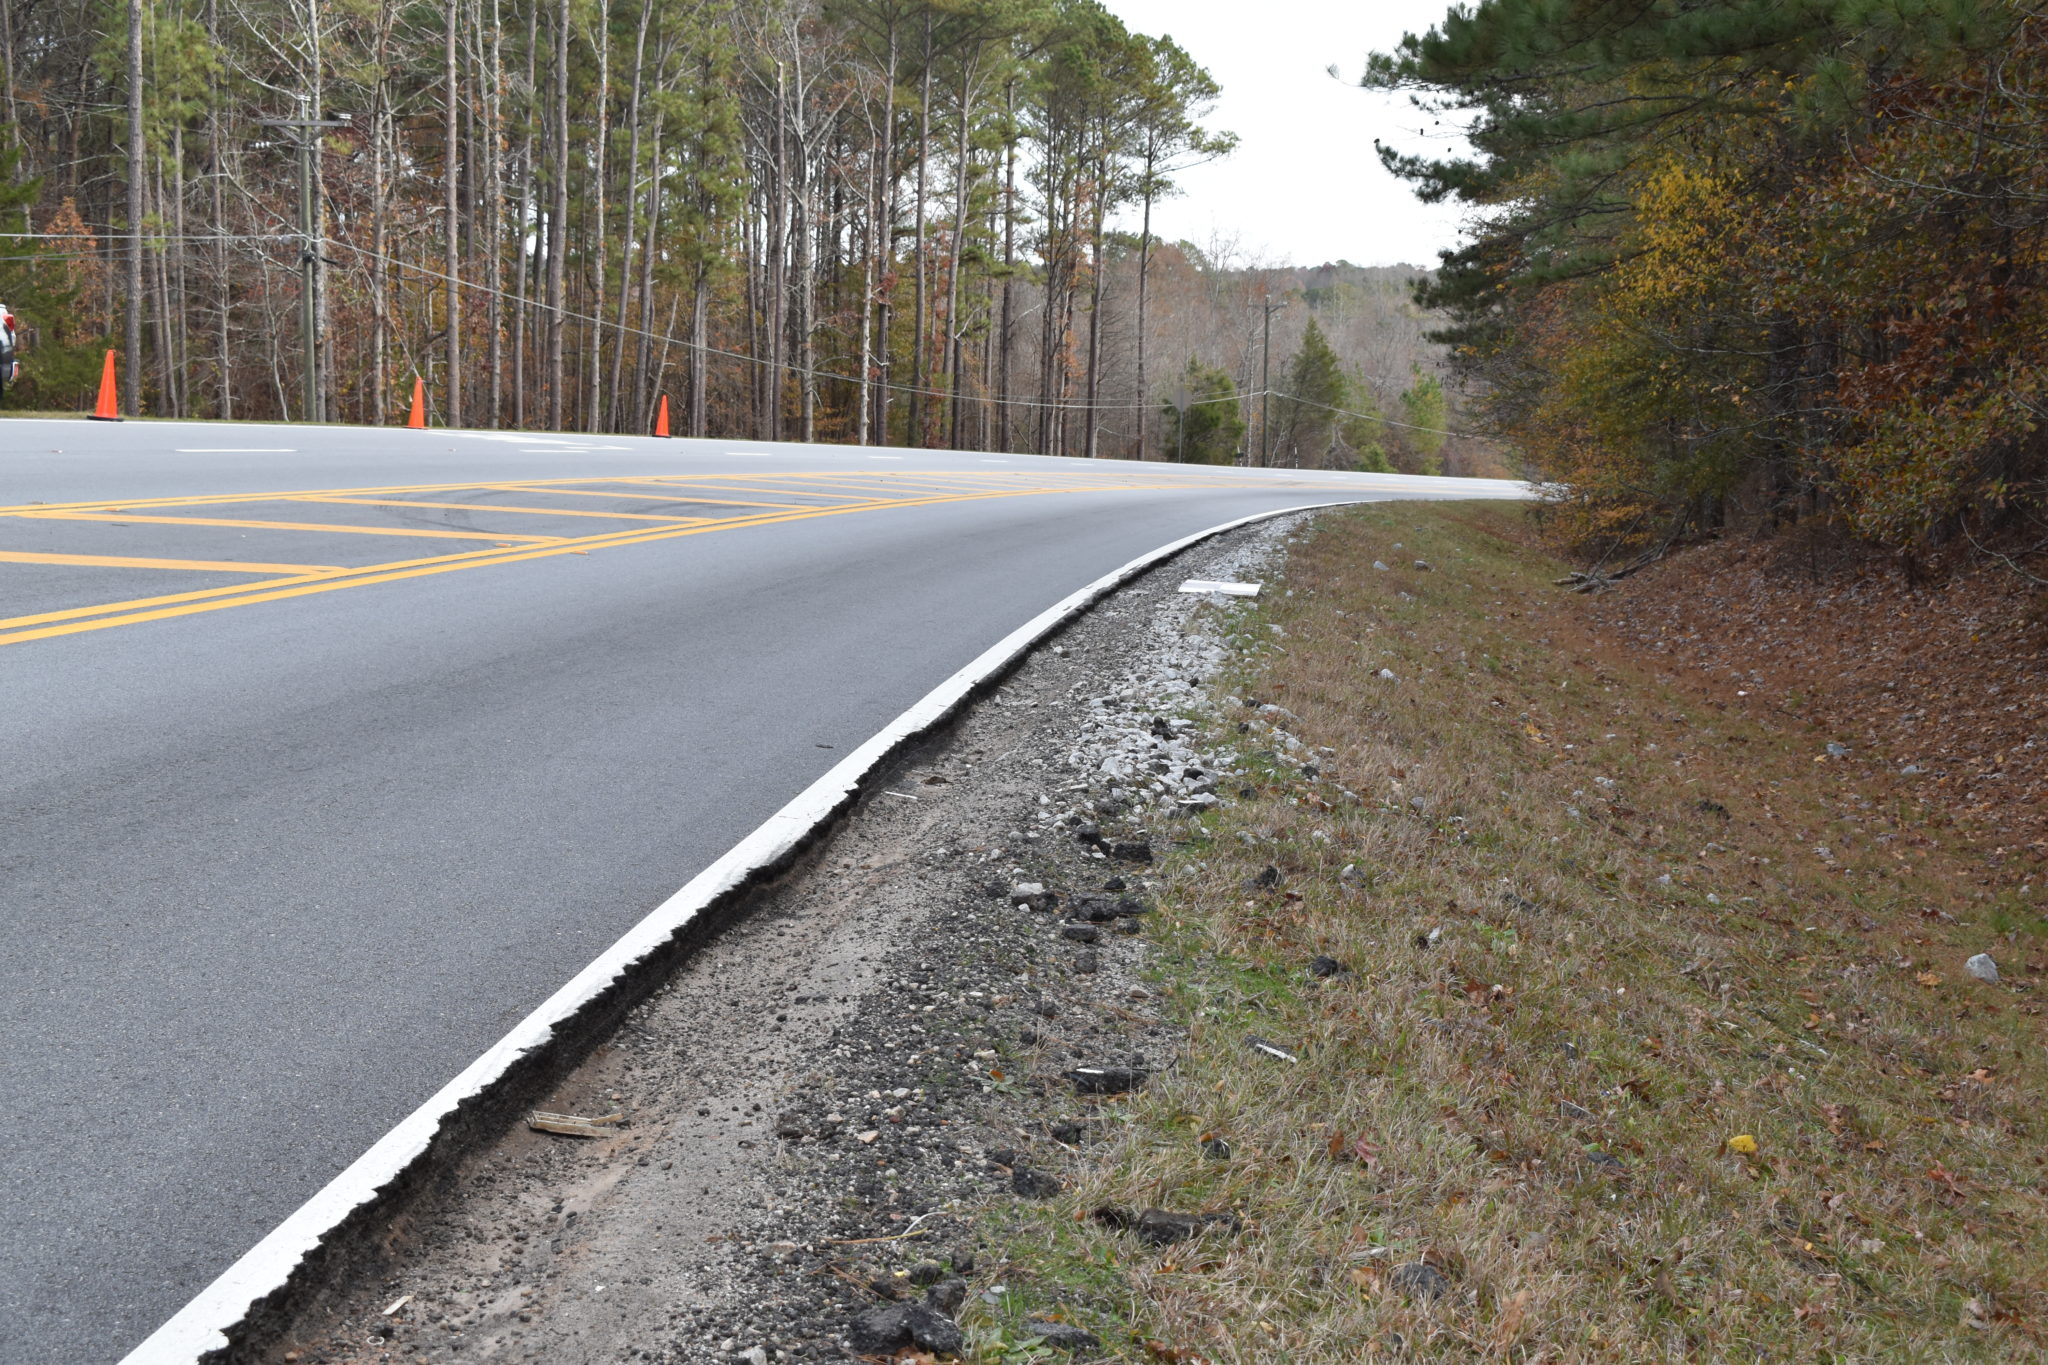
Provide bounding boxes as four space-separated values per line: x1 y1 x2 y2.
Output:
294 496 716 524
601 477 883 503
491 484 824 510
0 538 567 632
12 510 563 543
0 550 345 574
0 484 1167 647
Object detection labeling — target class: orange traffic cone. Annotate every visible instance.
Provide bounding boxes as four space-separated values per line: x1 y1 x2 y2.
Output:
654 394 671 438
406 376 426 429
87 349 122 421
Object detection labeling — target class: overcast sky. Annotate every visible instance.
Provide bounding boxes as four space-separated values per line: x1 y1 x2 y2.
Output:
1103 0 1474 269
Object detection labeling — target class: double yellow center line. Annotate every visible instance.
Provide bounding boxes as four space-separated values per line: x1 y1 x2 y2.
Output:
0 470 1220 648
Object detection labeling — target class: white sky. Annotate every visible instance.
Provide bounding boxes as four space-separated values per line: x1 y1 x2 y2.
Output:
1103 0 1474 269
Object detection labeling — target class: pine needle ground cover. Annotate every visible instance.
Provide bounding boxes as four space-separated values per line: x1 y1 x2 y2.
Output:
969 504 2046 1362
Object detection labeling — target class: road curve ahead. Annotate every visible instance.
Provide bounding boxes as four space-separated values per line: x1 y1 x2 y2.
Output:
0 417 1524 1361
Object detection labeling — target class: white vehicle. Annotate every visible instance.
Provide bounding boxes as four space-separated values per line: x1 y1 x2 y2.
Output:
0 303 17 401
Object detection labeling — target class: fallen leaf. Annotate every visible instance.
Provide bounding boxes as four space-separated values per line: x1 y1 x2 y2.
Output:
1917 972 1944 988
1492 1288 1534 1346
1726 1134 1759 1156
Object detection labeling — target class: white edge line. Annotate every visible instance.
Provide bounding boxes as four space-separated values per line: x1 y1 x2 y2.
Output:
119 498 1362 1364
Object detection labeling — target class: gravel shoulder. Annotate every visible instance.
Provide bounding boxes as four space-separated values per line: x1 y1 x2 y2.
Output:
260 515 1305 1365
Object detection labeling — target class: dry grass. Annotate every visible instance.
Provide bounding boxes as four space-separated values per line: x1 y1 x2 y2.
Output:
972 503 2048 1363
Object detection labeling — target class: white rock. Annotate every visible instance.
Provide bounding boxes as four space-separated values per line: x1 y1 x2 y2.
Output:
1373 561 1390 571
1377 668 1397 681
1966 953 1999 982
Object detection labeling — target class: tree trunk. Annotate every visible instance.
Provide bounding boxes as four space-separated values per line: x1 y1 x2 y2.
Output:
208 0 231 418
125 0 143 414
1136 138 1155 459
608 0 652 432
485 0 504 426
635 111 663 431
586 0 611 431
768 60 788 442
446 0 463 426
546 0 569 429
907 14 931 446
944 58 973 451
997 78 1015 453
170 125 190 415
513 0 538 427
1083 143 1106 459
372 98 388 423
689 272 710 438
872 18 898 444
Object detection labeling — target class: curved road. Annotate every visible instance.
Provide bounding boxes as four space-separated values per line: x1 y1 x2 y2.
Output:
0 418 1521 1361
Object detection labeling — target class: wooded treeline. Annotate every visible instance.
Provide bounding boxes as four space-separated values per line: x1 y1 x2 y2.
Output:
1371 0 2048 556
0 0 1462 465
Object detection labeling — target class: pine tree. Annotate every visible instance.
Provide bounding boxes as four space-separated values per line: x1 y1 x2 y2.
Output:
1270 316 1347 466
1160 355 1243 465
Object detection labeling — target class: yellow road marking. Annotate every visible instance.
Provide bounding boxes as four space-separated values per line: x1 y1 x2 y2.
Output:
594 477 883 504
0 469 1373 647
12 510 562 543
0 550 345 574
485 485 822 511
0 485 1135 647
295 496 715 524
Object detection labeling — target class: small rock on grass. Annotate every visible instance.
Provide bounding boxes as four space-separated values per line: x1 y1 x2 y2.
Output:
1133 1208 1242 1246
849 1302 964 1356
1309 955 1348 979
1010 882 1057 911
1012 1166 1063 1198
1025 1321 1102 1353
1966 953 2000 982
1066 1066 1148 1094
1388 1261 1452 1302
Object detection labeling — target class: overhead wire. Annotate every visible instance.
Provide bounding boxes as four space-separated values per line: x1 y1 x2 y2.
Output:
0 229 1497 441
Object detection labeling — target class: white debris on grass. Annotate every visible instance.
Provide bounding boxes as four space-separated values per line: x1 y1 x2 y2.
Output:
1054 516 1308 820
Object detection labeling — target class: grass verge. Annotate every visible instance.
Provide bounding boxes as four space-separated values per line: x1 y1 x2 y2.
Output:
969 502 2046 1362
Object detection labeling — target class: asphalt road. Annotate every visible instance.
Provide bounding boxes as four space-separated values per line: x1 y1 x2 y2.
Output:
0 417 1523 1361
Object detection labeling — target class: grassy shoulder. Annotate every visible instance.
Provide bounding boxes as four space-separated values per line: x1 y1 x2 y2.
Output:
969 503 2045 1362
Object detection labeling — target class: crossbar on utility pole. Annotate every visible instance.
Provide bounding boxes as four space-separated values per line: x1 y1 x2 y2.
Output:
258 109 350 424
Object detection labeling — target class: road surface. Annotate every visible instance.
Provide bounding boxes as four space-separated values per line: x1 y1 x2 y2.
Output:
0 417 1522 1361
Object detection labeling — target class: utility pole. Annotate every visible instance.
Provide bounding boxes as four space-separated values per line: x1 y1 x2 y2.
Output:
258 107 349 422
1258 291 1286 467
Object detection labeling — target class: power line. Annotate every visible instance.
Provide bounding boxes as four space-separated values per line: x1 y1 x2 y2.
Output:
0 230 1497 441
